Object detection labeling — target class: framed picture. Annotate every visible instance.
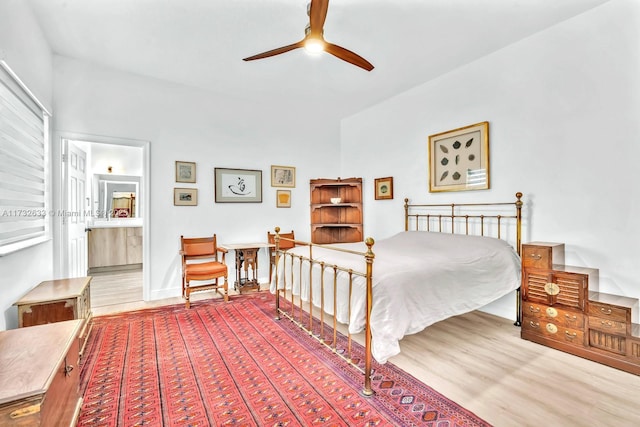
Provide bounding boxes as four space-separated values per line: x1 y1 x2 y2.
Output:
175 161 196 183
374 177 394 200
276 190 291 208
174 188 197 206
428 121 489 192
270 165 295 188
215 168 262 203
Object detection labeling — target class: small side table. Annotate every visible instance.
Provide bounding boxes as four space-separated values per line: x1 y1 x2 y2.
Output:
220 242 273 294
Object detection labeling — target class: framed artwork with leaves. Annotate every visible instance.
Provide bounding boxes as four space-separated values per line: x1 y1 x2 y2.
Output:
428 121 489 192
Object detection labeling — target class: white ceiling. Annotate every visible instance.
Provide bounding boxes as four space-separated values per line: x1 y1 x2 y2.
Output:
27 0 610 121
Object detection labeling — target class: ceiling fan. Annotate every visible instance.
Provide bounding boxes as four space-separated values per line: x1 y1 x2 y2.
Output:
243 0 374 71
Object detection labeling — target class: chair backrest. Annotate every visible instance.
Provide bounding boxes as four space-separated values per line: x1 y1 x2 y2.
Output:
181 235 218 260
267 230 295 250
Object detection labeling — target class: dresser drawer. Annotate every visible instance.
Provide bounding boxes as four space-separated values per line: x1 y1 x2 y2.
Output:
523 302 584 328
588 301 629 323
588 316 627 335
522 315 584 346
522 242 565 269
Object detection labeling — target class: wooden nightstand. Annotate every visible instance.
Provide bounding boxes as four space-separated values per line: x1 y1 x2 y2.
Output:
520 242 640 375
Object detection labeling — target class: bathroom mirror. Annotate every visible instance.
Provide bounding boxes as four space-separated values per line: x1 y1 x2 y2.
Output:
93 174 141 219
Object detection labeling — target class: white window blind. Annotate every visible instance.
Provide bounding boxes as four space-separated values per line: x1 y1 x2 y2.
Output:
0 61 51 255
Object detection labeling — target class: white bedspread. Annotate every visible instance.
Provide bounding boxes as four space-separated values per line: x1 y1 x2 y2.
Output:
270 231 521 364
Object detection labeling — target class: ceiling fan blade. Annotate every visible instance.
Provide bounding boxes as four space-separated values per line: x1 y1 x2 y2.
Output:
324 43 374 71
243 41 305 61
309 0 329 37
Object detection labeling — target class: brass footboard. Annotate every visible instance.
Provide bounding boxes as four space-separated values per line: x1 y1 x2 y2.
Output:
271 227 375 396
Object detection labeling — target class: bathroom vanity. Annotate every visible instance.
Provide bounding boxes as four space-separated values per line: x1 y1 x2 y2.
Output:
87 221 143 273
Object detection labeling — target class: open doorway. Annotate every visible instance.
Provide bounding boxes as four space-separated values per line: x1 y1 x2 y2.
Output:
55 133 150 310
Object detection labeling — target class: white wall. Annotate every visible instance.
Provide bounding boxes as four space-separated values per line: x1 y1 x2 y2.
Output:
52 56 341 300
0 0 54 330
341 0 640 320
90 143 143 176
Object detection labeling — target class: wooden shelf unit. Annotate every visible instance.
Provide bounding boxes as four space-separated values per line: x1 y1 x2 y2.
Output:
310 177 363 244
521 242 640 375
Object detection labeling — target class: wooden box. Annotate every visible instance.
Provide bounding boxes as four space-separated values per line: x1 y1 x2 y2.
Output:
0 320 83 426
14 277 93 360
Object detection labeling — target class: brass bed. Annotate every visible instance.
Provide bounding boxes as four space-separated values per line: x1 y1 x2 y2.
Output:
271 192 523 396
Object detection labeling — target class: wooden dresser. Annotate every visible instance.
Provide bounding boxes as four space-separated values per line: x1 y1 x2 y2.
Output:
521 242 640 375
0 320 83 426
14 277 93 360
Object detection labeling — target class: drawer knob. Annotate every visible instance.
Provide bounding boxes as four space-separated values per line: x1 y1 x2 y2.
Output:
564 331 577 340
545 307 558 317
546 323 558 334
10 404 41 419
529 305 540 313
529 254 542 260
599 307 612 315
529 320 540 329
64 364 74 376
600 321 613 328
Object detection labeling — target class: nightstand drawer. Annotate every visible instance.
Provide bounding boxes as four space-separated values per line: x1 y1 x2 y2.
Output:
522 242 565 269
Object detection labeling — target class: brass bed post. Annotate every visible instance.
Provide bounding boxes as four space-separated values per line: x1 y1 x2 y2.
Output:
514 192 523 326
274 227 281 320
404 198 409 231
362 237 375 397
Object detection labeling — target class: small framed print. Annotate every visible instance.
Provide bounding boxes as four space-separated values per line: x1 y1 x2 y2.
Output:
428 121 489 192
276 190 291 208
270 165 295 188
175 161 196 183
374 177 394 200
174 188 197 206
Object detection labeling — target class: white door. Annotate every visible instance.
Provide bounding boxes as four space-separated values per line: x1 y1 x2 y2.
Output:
64 139 89 277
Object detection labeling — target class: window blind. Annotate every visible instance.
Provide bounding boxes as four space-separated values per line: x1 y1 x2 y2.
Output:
0 61 51 255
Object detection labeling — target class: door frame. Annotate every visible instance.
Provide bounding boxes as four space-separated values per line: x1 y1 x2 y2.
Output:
53 131 151 300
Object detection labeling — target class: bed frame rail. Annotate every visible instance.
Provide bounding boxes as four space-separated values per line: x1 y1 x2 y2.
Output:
272 228 375 396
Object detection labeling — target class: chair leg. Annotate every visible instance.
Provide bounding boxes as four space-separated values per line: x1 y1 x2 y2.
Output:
222 276 229 302
185 282 191 309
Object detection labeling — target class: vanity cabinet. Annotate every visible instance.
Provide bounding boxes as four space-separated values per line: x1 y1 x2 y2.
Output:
88 226 142 272
521 242 640 375
310 178 363 244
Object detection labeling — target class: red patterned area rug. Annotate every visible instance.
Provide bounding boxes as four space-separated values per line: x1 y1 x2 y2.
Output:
79 292 491 427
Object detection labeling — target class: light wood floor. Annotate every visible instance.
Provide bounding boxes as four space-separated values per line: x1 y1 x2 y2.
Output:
90 278 640 426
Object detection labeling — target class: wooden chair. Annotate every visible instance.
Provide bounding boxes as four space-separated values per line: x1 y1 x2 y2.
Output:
180 234 228 308
267 229 296 279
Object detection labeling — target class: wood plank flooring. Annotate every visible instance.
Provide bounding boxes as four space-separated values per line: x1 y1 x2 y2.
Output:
89 277 640 426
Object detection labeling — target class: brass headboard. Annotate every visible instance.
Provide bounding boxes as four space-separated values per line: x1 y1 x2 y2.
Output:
404 192 523 256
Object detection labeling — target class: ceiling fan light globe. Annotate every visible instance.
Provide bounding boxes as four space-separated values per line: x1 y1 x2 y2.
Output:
304 38 325 54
